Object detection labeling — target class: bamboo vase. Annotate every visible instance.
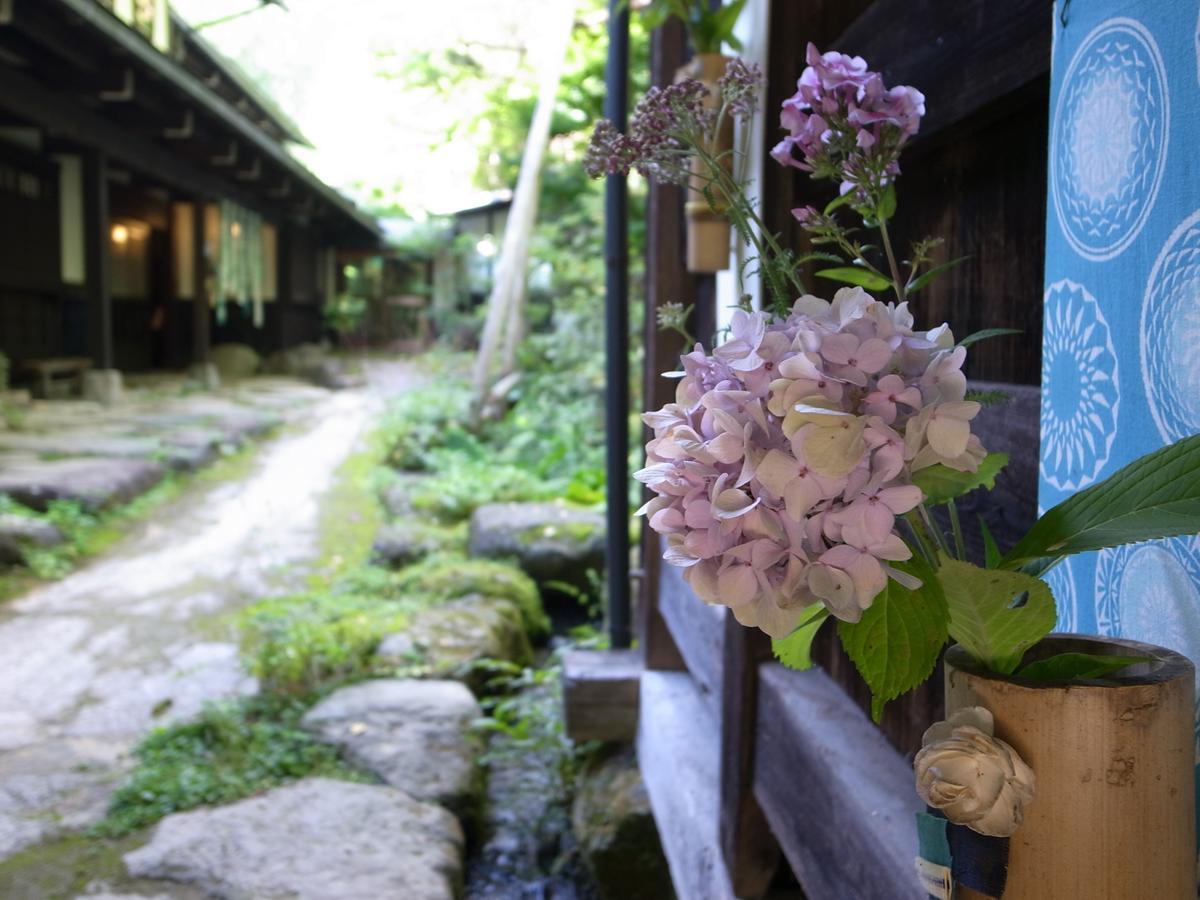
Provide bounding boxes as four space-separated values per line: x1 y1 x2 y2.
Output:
676 52 732 273
944 635 1196 899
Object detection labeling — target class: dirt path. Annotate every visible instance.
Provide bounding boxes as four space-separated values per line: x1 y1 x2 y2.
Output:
0 361 417 862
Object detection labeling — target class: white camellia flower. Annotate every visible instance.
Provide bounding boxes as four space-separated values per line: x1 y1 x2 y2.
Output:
914 706 1035 837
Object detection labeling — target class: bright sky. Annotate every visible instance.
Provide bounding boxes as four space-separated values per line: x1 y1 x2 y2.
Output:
173 0 565 217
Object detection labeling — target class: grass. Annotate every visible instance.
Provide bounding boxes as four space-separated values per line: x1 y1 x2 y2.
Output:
94 695 370 839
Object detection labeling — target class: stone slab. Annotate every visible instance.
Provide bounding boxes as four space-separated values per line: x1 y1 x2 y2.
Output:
123 778 463 900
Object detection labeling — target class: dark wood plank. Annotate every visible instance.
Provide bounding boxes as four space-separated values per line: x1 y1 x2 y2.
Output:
81 148 113 370
719 616 779 897
561 649 641 743
657 559 725 718
637 671 736 900
835 0 1050 141
755 663 924 900
640 16 692 674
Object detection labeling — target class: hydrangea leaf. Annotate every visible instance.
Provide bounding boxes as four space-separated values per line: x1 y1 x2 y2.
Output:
1015 652 1146 683
1001 434 1200 575
938 555 1056 675
837 559 948 722
771 607 829 671
911 452 1008 505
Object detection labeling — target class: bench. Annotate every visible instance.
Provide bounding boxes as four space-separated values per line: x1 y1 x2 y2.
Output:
19 356 93 399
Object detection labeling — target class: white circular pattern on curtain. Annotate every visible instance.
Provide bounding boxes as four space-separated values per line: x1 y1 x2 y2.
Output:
1051 17 1169 261
1040 279 1120 491
1141 209 1200 443
1096 537 1200 750
1043 558 1079 633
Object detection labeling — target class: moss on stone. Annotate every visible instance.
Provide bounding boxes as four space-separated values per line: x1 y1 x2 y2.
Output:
391 555 549 640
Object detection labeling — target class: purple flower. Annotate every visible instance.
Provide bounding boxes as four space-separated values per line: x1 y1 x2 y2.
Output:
639 287 988 632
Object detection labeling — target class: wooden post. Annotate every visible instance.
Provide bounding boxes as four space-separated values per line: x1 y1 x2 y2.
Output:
719 613 781 897
191 199 211 365
945 636 1195 900
82 148 113 370
640 17 692 672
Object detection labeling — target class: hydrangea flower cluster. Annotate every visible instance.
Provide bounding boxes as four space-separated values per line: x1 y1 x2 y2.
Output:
771 43 925 210
637 287 985 638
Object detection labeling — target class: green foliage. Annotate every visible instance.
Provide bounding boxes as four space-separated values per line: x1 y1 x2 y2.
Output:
814 266 893 292
239 567 423 696
837 559 948 722
323 293 368 338
1001 434 1200 576
938 555 1056 676
95 697 366 838
1014 652 1146 683
770 607 828 671
391 554 549 639
956 327 1023 349
911 452 1008 506
637 0 747 52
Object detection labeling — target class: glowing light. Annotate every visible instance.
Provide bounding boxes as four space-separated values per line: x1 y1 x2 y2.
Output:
111 223 129 244
475 235 497 258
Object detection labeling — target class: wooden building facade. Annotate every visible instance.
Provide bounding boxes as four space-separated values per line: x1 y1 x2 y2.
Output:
0 0 381 379
631 2 1052 898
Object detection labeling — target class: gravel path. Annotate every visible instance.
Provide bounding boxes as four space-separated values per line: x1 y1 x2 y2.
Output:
0 361 418 863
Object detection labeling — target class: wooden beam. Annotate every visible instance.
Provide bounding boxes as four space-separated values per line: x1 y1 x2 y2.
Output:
236 157 261 181
50 0 380 240
98 67 135 102
640 15 691 674
638 671 737 900
754 664 924 900
82 148 113 370
719 617 780 897
658 558 725 720
834 0 1050 142
191 199 210 365
211 141 237 167
562 648 641 742
163 110 194 140
0 63 264 212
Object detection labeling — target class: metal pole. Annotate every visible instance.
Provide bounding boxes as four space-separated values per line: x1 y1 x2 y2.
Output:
605 0 631 649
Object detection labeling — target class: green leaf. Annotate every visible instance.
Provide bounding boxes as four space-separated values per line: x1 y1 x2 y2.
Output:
797 251 846 266
876 183 897 222
823 192 854 216
1015 652 1146 683
771 607 829 671
964 388 1011 407
1001 435 1200 574
979 516 1002 569
837 559 948 722
815 267 893 292
911 452 1008 505
956 327 1022 348
938 555 1056 675
906 255 970 293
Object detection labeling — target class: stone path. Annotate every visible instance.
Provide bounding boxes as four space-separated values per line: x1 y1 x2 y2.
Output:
0 363 416 871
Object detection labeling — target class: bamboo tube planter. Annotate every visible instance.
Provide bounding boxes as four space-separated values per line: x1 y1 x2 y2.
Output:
944 635 1196 899
677 52 733 273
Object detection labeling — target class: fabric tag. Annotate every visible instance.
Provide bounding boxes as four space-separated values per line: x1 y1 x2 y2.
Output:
915 856 954 899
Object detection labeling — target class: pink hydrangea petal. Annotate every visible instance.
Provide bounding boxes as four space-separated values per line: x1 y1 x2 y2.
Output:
718 563 759 607
928 414 971 459
855 338 893 373
879 484 922 514
713 488 761 520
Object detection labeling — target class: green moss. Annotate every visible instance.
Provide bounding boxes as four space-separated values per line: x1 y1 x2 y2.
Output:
95 695 370 839
311 440 386 579
391 555 549 639
239 567 426 696
0 831 143 900
516 519 599 547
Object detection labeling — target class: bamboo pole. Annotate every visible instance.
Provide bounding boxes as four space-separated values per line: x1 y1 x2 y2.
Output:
944 635 1196 899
